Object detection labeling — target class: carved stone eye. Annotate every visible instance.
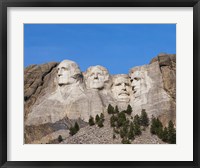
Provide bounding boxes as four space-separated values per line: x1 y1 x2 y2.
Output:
134 77 140 81
115 83 121 86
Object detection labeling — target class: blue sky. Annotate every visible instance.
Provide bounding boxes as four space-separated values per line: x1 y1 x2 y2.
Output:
24 24 176 74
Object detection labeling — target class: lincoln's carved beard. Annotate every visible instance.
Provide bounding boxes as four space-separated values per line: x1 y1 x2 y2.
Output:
85 67 109 90
111 76 131 102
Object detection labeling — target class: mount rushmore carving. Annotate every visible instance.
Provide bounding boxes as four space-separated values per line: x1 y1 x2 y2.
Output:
24 53 176 143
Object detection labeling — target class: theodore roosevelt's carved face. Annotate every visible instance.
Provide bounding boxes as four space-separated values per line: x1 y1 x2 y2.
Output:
57 60 81 86
111 75 131 102
85 66 109 89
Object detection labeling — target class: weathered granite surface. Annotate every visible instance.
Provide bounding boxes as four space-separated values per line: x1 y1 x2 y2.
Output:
24 54 176 143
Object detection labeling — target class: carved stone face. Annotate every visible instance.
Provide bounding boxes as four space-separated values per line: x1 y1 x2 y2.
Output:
57 60 81 86
85 66 109 89
111 75 131 102
130 71 143 98
129 68 151 99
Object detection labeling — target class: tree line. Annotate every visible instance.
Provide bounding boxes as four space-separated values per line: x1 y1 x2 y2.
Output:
107 104 149 144
63 104 176 145
150 116 176 144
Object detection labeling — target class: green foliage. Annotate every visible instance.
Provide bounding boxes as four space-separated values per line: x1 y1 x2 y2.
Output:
162 127 168 142
108 105 150 144
121 137 131 144
134 114 141 126
95 114 100 123
100 113 105 121
150 117 157 134
115 105 119 114
150 118 176 144
58 135 63 142
167 120 176 144
126 105 132 115
97 119 104 128
110 115 117 127
140 109 149 127
69 127 77 136
117 111 127 128
157 126 164 139
89 116 95 126
107 104 114 114
134 122 141 136
128 122 135 140
150 117 163 135
69 122 80 136
74 122 79 131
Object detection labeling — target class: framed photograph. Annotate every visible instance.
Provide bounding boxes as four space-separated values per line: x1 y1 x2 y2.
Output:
1 0 199 167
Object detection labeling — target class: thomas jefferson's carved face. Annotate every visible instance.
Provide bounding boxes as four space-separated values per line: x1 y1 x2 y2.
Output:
111 75 131 102
57 60 80 86
85 66 109 89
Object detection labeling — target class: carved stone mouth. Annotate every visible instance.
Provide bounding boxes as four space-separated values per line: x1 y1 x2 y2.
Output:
119 92 129 96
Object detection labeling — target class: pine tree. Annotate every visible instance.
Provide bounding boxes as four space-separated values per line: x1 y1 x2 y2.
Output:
134 122 141 136
97 119 104 128
89 116 95 126
100 113 105 121
58 135 63 142
110 115 116 127
95 114 100 123
167 120 176 144
107 104 114 114
157 126 163 139
140 109 149 127
69 127 76 136
128 122 135 140
119 127 126 138
69 122 80 136
162 127 168 142
74 122 79 131
114 105 119 114
150 117 157 134
134 114 140 126
126 104 132 115
121 137 131 144
117 111 126 128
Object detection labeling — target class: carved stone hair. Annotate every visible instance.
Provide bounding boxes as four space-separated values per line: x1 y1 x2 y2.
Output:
56 60 83 84
111 74 130 86
85 65 109 79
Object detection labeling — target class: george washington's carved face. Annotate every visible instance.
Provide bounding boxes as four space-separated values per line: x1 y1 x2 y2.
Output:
57 60 81 86
85 66 109 89
111 75 131 102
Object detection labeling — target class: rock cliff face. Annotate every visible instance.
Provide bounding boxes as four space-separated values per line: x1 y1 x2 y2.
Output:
24 54 176 144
